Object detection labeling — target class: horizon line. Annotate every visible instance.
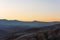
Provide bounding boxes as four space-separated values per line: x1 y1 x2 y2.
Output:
0 19 60 22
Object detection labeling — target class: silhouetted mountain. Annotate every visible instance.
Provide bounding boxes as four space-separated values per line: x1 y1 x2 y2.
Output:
0 19 60 27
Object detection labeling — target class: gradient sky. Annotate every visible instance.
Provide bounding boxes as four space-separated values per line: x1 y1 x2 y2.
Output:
0 0 60 21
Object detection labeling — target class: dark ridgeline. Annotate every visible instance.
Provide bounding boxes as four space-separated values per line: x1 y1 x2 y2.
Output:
5 24 60 40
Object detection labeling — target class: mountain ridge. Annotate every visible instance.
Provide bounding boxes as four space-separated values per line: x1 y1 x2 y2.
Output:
0 19 60 27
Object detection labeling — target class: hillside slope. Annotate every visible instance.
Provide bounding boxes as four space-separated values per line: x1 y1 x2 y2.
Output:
5 24 60 40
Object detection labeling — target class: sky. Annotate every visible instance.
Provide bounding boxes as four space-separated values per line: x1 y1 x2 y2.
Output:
0 0 60 21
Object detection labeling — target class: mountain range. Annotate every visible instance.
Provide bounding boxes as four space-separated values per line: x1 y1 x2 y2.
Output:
0 19 60 27
0 19 60 40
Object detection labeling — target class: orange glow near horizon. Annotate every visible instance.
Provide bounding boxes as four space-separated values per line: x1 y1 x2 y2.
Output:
0 17 60 22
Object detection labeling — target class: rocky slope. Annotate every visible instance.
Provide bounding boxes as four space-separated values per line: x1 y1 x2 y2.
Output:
5 24 60 40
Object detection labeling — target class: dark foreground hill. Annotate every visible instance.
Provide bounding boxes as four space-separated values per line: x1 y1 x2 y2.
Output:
4 24 60 40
